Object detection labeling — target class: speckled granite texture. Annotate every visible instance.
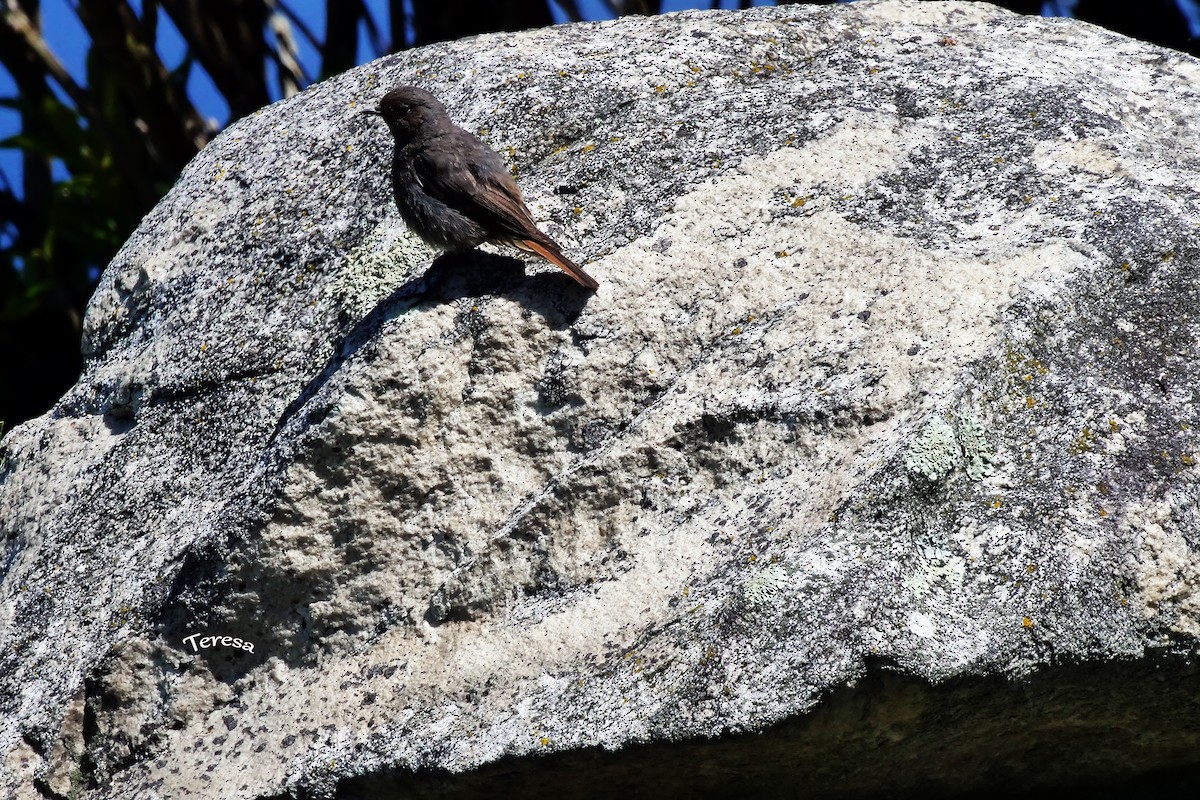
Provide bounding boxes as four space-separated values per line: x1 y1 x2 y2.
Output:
3 2 1200 797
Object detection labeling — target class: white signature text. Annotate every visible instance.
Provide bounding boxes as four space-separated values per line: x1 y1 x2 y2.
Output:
183 633 255 653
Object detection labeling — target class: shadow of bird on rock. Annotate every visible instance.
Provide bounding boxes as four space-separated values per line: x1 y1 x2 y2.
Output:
271 249 595 445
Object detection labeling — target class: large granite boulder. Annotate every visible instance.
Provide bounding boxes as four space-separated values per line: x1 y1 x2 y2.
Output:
3 1 1200 796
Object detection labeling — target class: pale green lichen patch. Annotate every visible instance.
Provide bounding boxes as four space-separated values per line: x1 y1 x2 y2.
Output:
905 408 995 483
956 411 995 480
332 225 433 322
742 563 789 608
904 414 958 482
904 548 968 599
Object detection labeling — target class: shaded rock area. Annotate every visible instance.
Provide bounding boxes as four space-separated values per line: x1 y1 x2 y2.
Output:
2 1 1200 797
337 658 1200 799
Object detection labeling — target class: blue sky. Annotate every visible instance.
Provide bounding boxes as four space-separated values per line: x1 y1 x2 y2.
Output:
1 0 1196 200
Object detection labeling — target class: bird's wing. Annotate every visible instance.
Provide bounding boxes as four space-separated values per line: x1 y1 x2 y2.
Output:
409 134 543 242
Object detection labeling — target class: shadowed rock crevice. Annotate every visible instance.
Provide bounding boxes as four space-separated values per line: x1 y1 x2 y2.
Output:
328 656 1200 800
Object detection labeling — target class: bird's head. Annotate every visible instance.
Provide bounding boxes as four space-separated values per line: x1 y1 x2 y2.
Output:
367 85 447 143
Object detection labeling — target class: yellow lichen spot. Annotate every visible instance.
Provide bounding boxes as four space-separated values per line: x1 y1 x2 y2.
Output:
1025 395 1035 408
581 143 595 153
573 206 583 217
1023 374 1033 382
991 498 1002 509
610 136 622 142
1022 616 1034 629
775 250 789 258
1098 507 1108 518
682 586 690 597
539 737 550 747
1109 419 1120 432
516 72 526 79
345 145 352 152
1026 564 1037 574
1122 262 1131 271
559 70 567 77
731 327 742 335
1182 453 1196 466
199 343 208 352
748 554 757 563
791 195 812 207
655 84 666 93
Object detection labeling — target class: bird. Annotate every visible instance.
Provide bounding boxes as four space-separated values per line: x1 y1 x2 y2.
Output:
367 85 599 290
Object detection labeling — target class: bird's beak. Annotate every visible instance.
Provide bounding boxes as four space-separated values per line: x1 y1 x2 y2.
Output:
360 108 383 118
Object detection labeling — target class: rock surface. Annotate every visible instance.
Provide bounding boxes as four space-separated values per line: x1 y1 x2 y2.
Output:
3 1 1200 797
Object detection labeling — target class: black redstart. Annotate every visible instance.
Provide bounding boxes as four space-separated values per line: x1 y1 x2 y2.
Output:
368 86 599 290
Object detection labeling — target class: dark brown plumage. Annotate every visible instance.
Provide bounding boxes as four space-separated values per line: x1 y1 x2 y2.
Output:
368 86 599 290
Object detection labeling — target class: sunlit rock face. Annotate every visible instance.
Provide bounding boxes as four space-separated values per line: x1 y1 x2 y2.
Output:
3 2 1200 797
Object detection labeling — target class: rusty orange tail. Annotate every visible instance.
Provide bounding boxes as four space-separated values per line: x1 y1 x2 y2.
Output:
515 238 599 290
